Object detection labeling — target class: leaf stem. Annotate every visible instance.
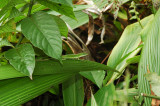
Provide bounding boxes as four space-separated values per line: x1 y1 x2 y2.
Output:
27 0 34 17
15 35 24 47
134 4 143 29
141 93 160 100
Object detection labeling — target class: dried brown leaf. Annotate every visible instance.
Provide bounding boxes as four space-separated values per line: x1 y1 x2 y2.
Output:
83 10 94 45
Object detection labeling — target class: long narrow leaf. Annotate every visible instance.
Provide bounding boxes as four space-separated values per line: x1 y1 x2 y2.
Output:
106 15 154 84
138 8 160 105
62 74 84 106
0 59 116 80
87 83 115 106
0 73 73 105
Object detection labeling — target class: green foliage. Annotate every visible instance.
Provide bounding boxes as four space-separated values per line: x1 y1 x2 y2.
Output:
21 11 62 60
138 7 160 105
0 38 13 48
145 73 160 96
5 43 35 78
0 19 17 34
87 83 115 106
0 0 158 105
80 71 105 88
0 73 73 106
105 15 153 84
36 0 76 19
62 75 84 106
91 90 98 106
0 59 116 80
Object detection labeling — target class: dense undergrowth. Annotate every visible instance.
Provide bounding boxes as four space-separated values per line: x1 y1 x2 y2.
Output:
0 0 160 106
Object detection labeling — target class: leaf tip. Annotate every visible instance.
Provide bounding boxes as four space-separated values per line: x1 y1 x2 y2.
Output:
30 75 33 80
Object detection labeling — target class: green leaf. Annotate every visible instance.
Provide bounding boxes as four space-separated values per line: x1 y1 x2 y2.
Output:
21 11 62 60
51 15 68 37
0 73 73 105
50 0 73 6
62 74 84 106
130 16 137 20
87 83 115 106
106 15 154 84
5 43 35 78
36 0 76 19
138 9 160 105
0 38 13 48
93 0 108 10
61 11 98 29
80 71 105 88
0 0 25 20
73 5 91 11
0 59 116 80
9 7 23 19
0 0 11 9
114 88 138 103
62 53 88 59
91 90 98 106
49 84 59 95
126 55 140 64
140 16 154 42
0 19 17 34
14 4 46 23
145 73 160 96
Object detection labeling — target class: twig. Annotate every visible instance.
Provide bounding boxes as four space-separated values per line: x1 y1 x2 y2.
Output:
101 50 112 64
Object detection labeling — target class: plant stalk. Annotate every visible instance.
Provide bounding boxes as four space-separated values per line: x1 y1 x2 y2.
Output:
27 0 34 17
141 93 160 100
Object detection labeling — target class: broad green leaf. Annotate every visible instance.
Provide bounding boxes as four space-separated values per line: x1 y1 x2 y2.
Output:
0 73 73 106
5 43 35 78
80 70 105 88
87 83 115 106
138 9 160 105
61 11 98 29
51 15 68 37
0 59 116 80
21 11 62 60
0 38 13 48
14 4 46 23
145 73 160 96
62 74 84 106
36 0 76 19
106 15 154 84
0 19 17 34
